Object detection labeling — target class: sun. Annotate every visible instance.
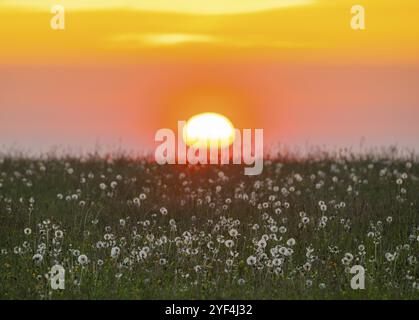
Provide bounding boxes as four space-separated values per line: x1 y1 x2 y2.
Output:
183 112 235 148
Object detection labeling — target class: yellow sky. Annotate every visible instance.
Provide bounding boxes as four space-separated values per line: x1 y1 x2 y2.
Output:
0 0 418 64
0 0 314 14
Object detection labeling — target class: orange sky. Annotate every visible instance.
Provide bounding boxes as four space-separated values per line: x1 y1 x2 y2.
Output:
1 1 419 153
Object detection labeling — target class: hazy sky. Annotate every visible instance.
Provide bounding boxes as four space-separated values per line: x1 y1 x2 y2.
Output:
1 1 418 153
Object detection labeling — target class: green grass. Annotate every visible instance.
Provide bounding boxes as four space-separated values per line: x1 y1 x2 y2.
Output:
0 154 418 299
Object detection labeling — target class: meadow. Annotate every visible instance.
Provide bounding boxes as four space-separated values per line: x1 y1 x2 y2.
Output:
0 149 418 299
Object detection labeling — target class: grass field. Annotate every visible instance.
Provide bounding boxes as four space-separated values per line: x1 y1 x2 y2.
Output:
0 151 418 299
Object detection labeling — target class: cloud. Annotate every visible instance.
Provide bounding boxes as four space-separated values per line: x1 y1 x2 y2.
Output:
109 33 217 46
107 33 320 50
1 0 315 14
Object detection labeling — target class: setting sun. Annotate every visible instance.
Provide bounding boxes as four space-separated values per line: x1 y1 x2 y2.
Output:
183 112 235 148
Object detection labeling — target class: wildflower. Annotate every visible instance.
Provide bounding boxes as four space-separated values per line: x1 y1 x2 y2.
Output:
407 256 416 265
385 252 395 262
246 256 257 266
111 246 120 258
24 228 32 235
344 253 354 262
139 250 147 260
273 267 282 275
225 240 234 248
32 253 43 264
303 262 311 272
54 230 64 238
229 228 239 238
104 233 112 241
285 248 293 256
272 258 282 267
279 247 287 255
287 238 296 247
194 265 202 273
279 226 287 233
226 259 233 267
386 216 393 223
257 239 267 249
160 207 168 216
139 193 147 200
78 254 89 265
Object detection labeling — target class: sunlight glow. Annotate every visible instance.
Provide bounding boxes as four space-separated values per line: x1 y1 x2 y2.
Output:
183 113 235 148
